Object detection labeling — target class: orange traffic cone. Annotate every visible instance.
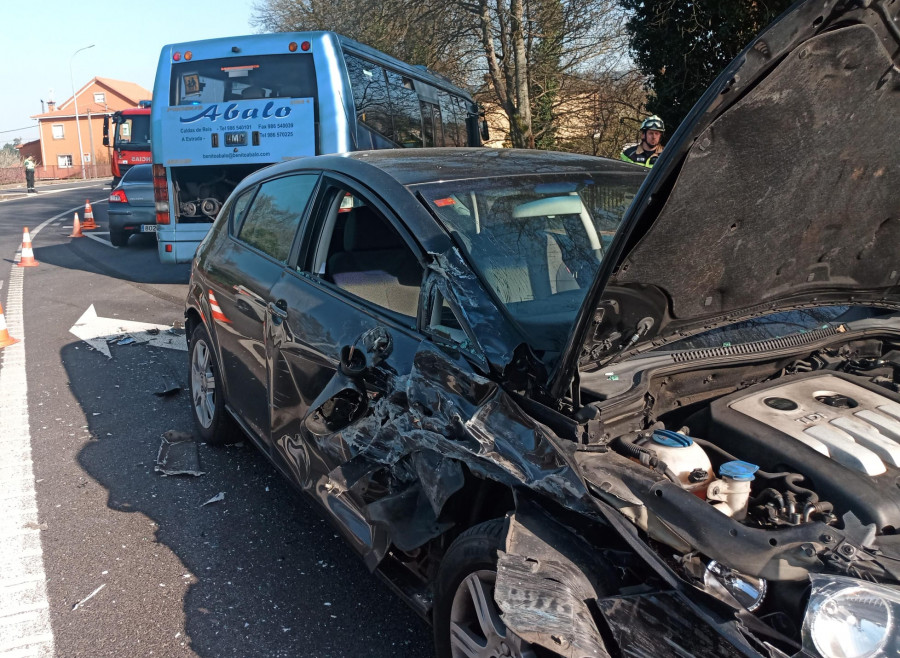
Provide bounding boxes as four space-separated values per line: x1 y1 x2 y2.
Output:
0 301 19 348
69 212 84 238
208 290 231 323
82 199 97 230
17 227 39 267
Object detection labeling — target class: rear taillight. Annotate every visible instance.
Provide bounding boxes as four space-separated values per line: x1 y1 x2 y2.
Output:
153 164 170 225
109 189 128 203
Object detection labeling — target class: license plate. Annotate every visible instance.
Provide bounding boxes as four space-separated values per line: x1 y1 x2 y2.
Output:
225 131 247 146
141 225 157 232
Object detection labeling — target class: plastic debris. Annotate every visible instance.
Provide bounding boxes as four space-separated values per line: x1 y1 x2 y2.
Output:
155 430 205 477
202 492 225 507
154 382 181 397
117 337 136 346
72 583 106 610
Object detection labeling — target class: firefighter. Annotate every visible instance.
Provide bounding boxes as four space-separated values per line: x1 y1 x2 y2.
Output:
621 115 665 168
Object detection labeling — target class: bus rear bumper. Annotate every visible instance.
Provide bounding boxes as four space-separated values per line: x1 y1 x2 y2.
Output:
156 224 213 264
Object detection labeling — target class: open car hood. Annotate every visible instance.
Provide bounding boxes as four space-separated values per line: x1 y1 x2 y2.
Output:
550 0 900 399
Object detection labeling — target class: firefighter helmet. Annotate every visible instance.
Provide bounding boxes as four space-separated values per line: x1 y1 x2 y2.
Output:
640 115 665 132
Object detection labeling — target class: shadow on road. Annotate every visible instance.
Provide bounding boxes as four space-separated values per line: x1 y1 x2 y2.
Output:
30 236 191 306
56 340 432 657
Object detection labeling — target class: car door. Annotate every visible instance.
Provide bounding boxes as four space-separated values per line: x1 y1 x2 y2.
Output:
206 173 319 445
264 175 426 556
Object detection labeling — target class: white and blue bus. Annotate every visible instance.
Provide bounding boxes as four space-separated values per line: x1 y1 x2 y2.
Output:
151 31 486 263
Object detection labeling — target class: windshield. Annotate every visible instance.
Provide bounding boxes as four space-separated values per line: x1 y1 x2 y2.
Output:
170 54 318 105
660 306 895 351
115 115 150 151
416 171 644 353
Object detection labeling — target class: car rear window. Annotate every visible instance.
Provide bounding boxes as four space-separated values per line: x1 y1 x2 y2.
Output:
123 165 152 183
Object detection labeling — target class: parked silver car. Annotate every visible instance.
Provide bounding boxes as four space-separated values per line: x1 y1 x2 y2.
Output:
107 164 155 247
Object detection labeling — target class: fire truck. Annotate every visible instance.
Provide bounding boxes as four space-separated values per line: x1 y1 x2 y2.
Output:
103 101 152 186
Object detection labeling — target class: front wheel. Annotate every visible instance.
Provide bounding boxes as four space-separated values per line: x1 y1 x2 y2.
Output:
434 520 538 658
189 324 239 444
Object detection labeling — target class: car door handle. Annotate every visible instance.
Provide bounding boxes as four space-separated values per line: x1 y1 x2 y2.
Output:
268 301 288 320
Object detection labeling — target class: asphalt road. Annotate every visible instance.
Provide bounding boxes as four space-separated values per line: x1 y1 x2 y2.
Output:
0 184 432 657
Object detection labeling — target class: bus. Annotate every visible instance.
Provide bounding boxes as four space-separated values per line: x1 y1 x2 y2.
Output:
103 101 152 186
151 31 486 263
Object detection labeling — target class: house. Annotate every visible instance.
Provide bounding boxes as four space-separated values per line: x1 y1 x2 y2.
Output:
30 77 151 179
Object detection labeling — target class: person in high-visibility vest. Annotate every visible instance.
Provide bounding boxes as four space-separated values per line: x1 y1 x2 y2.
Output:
621 115 665 168
24 156 37 193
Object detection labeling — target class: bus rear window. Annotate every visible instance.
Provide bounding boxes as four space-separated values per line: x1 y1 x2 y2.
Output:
170 54 318 105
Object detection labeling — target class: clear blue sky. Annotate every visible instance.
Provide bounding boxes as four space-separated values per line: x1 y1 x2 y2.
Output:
1 0 258 146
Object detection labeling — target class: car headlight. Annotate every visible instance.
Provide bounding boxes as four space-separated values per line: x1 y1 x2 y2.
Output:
803 575 900 658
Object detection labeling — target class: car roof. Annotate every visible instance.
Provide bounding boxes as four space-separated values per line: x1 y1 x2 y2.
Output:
248 148 641 188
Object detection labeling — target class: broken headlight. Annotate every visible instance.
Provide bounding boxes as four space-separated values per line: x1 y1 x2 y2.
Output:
803 575 900 658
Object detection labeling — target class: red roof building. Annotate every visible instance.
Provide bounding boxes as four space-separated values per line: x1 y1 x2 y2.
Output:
31 77 151 177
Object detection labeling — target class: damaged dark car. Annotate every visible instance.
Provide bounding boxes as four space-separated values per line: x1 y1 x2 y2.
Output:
185 1 900 655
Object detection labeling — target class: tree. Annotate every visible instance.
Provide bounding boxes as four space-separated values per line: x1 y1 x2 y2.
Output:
467 0 630 148
251 0 474 83
0 140 22 169
620 0 794 131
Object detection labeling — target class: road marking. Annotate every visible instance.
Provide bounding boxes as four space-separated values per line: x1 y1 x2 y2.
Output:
69 305 186 358
1 257 55 658
83 232 112 248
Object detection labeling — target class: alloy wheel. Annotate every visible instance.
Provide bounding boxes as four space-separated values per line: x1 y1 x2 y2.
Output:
449 570 536 658
191 338 216 429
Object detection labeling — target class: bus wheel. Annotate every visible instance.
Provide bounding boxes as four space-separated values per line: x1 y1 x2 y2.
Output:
433 519 537 658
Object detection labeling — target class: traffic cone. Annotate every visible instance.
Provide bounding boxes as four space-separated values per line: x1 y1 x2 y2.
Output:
208 290 231 323
82 199 97 230
69 212 84 238
17 227 39 267
0 301 19 348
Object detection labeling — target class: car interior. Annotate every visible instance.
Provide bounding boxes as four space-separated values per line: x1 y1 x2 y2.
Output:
312 191 423 319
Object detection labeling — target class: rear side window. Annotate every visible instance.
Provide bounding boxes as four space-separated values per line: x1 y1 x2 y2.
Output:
345 54 395 148
237 175 318 262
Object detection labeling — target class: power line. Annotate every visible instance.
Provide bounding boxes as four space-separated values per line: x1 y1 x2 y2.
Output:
0 125 39 135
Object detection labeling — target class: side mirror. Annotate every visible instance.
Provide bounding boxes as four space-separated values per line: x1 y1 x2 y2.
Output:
102 116 110 147
480 118 490 143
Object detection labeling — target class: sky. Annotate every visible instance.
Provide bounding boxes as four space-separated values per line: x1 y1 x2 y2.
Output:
1 0 258 146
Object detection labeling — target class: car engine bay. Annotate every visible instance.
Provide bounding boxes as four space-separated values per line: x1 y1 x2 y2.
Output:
574 336 900 649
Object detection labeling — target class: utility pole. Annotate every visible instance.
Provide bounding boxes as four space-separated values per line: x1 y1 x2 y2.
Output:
69 44 95 180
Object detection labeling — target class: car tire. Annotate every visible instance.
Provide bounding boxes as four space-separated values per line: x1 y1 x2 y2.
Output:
189 324 239 444
433 519 537 658
110 229 129 247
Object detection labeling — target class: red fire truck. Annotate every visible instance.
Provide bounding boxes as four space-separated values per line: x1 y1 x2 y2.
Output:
103 101 152 186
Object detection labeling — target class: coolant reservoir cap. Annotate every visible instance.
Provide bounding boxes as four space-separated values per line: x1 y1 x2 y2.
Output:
651 429 693 448
719 460 759 481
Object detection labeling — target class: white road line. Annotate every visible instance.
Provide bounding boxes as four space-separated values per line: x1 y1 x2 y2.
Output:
83 232 113 248
1 248 55 657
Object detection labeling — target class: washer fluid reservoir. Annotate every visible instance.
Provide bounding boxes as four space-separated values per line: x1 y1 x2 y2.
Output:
648 430 713 496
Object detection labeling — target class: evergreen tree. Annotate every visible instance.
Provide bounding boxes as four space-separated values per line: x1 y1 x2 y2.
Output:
620 0 794 131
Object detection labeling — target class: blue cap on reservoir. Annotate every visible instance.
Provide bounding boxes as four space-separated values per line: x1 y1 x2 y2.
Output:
651 429 693 448
720 460 759 481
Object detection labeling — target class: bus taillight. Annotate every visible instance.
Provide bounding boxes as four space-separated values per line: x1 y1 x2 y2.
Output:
153 164 170 225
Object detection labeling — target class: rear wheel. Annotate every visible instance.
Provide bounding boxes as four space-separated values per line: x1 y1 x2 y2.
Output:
189 324 239 444
434 520 538 658
109 229 128 247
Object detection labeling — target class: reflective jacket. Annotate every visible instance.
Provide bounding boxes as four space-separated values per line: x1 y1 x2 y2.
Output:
620 144 661 168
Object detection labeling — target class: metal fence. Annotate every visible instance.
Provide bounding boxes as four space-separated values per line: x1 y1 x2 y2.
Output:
0 164 112 185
